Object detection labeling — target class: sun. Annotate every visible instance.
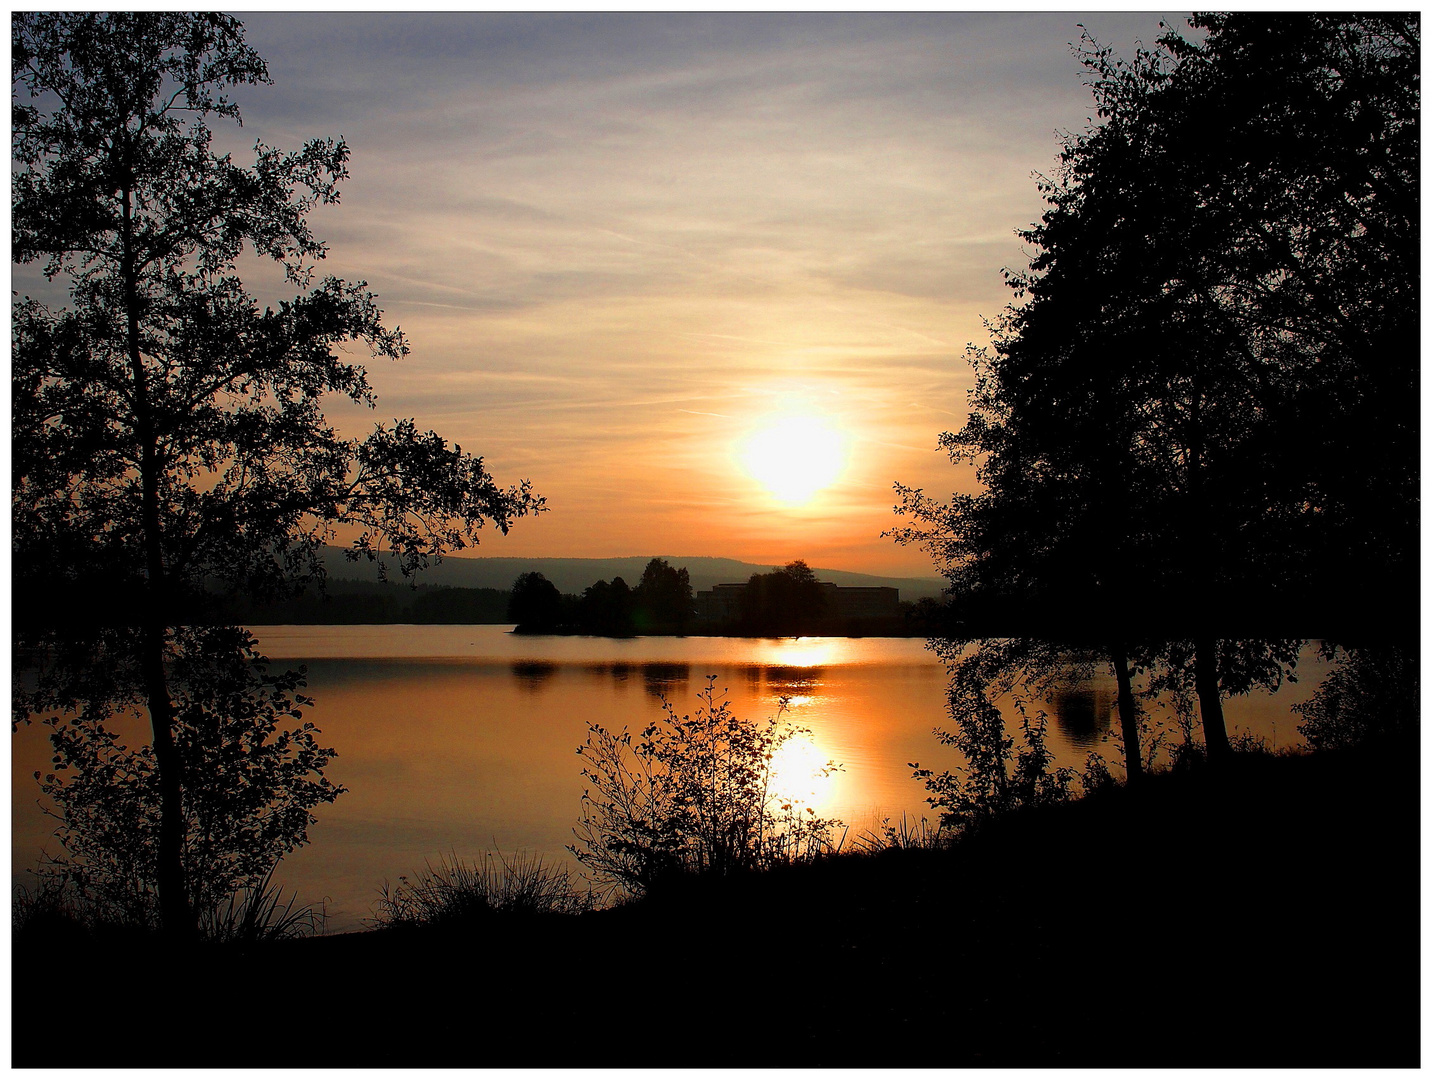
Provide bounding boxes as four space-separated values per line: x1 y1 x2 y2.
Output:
740 414 845 505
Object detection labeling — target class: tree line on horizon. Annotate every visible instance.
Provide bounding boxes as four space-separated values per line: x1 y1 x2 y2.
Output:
208 579 514 625
86 555 933 630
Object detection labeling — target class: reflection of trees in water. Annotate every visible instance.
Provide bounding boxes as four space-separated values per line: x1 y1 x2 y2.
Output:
641 663 690 698
743 665 826 701
581 662 632 684
1049 686 1114 748
578 661 691 697
510 661 558 692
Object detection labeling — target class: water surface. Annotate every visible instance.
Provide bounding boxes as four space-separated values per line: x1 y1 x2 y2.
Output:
11 626 1327 931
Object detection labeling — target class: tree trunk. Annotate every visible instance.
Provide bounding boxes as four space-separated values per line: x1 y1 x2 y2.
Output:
122 180 194 938
1194 637 1231 765
140 622 194 938
1183 372 1232 767
1111 646 1144 784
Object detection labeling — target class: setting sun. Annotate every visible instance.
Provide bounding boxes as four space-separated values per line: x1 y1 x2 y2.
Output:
740 415 846 505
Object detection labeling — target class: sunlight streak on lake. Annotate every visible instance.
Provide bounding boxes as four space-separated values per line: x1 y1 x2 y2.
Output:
768 731 840 812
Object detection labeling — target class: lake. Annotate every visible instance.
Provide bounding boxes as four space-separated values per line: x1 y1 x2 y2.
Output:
11 626 1330 932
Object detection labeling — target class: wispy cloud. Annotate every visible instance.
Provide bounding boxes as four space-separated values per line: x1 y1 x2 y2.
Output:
207 13 1186 573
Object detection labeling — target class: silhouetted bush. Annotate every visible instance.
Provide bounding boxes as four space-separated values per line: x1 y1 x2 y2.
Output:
372 851 593 927
850 812 947 854
571 677 843 901
198 871 325 943
912 677 1078 835
1294 643 1418 752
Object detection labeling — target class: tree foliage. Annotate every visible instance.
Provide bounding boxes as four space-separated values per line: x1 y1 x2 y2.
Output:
632 557 693 633
12 13 541 606
508 571 565 632
897 14 1418 623
506 560 697 636
1293 644 1419 752
578 577 635 636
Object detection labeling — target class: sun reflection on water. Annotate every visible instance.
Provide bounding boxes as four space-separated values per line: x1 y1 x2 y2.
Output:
768 732 838 809
754 638 850 669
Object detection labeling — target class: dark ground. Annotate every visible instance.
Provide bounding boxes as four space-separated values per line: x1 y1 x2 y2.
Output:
13 737 1419 1068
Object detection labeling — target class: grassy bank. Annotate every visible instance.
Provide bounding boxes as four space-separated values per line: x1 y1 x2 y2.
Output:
13 736 1418 1068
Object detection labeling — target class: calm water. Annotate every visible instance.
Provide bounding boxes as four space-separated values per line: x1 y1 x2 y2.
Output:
12 626 1329 932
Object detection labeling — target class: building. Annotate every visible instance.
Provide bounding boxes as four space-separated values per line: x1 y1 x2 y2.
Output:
694 582 750 622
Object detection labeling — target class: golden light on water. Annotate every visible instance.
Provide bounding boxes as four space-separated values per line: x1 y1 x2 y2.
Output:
740 414 846 505
769 732 836 808
759 639 842 668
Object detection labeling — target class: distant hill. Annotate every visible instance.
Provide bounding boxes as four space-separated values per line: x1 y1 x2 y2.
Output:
320 548 947 601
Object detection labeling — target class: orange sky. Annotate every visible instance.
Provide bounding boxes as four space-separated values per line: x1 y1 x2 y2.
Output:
25 12 1190 577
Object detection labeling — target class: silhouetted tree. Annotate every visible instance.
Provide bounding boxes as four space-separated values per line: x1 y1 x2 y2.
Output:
12 13 542 936
632 558 693 633
508 572 564 632
740 560 830 636
578 577 635 636
410 587 511 624
894 14 1413 766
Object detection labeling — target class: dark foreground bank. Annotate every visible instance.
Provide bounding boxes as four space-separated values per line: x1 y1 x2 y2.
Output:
13 738 1418 1068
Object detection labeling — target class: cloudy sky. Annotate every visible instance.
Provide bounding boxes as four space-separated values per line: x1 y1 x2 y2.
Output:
225 12 1187 576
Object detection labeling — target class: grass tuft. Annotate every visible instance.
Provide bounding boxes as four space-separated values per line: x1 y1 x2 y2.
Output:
851 812 948 854
198 868 326 944
371 850 593 928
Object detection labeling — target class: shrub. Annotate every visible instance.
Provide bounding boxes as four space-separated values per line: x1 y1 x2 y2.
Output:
198 870 326 944
1294 644 1418 752
912 673 1077 835
570 677 843 901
